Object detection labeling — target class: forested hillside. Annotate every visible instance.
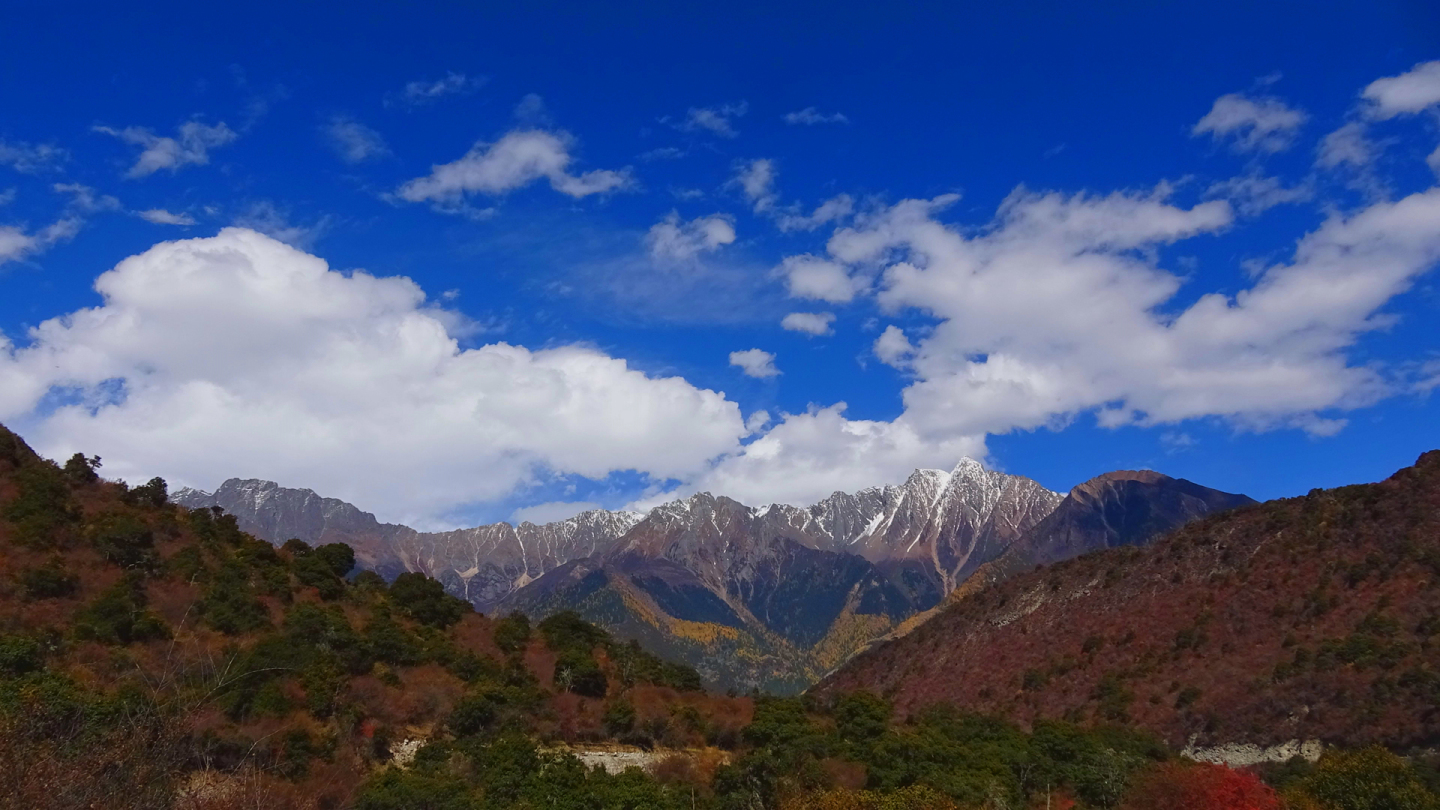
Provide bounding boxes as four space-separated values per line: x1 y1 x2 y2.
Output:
6 421 1440 809
818 451 1440 751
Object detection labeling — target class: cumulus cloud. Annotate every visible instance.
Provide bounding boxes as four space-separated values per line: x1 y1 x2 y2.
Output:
0 229 748 527
873 325 916 368
777 254 867 302
783 107 848 125
784 181 1440 440
137 209 196 226
671 102 748 138
510 500 603 525
780 311 835 336
1192 93 1307 153
94 121 238 178
645 211 736 261
388 72 487 107
1362 60 1440 119
0 140 67 173
396 129 633 208
729 348 780 378
325 116 390 163
744 410 771 434
666 404 987 508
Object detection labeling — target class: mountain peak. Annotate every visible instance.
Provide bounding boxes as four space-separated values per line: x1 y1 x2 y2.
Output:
950 457 987 476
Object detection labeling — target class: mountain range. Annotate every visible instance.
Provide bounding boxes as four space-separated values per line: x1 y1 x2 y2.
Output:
175 459 1254 691
815 451 1440 750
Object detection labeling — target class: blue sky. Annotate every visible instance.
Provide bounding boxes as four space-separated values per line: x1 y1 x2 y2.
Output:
2 0 1439 528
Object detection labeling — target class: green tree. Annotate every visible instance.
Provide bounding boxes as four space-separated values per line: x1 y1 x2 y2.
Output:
62 453 101 485
493 611 531 654
389 572 468 628
1289 747 1440 810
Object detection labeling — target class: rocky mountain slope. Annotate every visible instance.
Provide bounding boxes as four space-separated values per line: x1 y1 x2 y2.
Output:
174 479 644 608
815 452 1440 750
179 460 1252 692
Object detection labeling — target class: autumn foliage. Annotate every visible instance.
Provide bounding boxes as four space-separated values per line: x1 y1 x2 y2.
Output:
1119 762 1280 810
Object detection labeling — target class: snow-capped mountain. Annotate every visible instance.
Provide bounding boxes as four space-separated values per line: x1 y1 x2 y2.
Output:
175 458 1249 691
173 480 643 607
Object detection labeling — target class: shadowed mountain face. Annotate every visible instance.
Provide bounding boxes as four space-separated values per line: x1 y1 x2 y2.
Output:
816 452 1440 750
176 460 1252 692
990 470 1258 577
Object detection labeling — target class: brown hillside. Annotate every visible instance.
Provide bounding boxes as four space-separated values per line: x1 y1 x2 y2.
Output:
814 451 1440 750
0 424 746 808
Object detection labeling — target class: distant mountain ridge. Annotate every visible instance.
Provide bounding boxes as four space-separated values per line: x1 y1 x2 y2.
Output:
176 458 1253 691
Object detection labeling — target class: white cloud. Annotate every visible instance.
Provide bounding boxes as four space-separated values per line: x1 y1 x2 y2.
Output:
1362 60 1440 119
729 348 780 378
1204 173 1312 215
0 188 14 206
388 72 487 107
510 500 602 525
1192 93 1307 153
0 229 748 527
137 209 196 226
874 325 916 368
94 121 238 178
325 116 390 163
777 194 854 232
744 410 771 434
1317 121 1376 170
233 202 330 249
732 158 777 212
783 107 848 125
668 404 986 508
780 311 835 336
1160 431 1196 454
672 102 748 138
0 227 37 265
777 180 1440 442
53 183 121 213
0 140 67 173
0 215 82 267
396 129 633 208
645 211 736 261
777 254 867 302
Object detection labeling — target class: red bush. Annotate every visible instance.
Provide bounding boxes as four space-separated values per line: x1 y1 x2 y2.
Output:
1119 761 1280 810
